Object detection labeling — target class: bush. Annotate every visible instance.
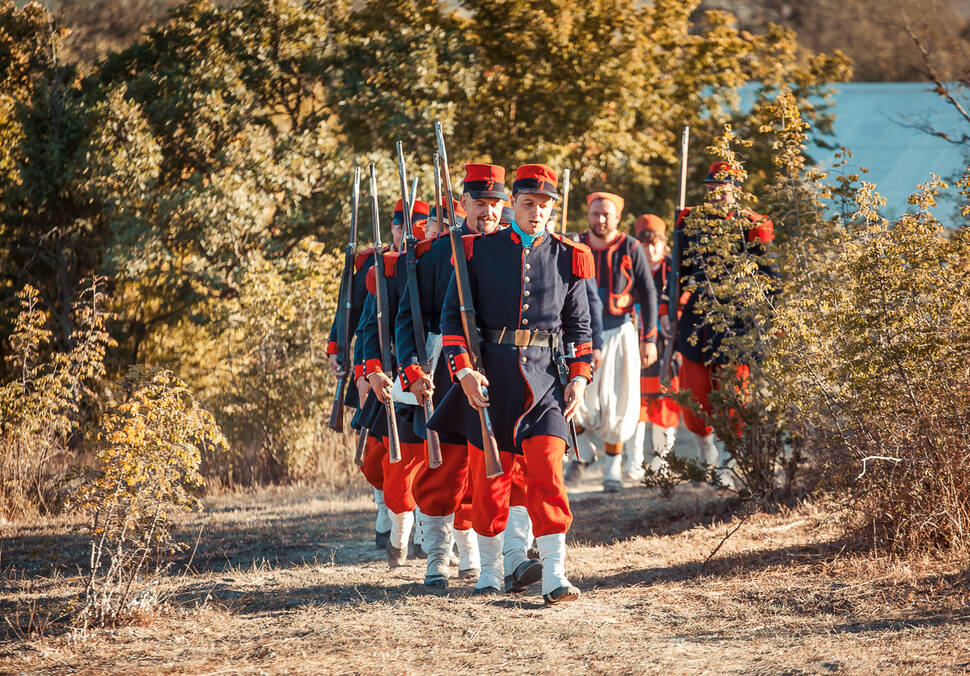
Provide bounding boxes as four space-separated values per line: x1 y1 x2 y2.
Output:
73 366 226 628
0 280 113 518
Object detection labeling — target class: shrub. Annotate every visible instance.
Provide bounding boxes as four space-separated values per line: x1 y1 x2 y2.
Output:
73 366 226 628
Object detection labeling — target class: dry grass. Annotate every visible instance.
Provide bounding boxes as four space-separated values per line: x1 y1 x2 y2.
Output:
2 472 970 675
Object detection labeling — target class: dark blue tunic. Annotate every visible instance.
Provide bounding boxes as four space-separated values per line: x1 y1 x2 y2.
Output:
427 228 594 454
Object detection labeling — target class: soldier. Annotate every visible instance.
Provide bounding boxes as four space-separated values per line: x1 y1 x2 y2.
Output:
634 215 680 474
356 200 430 566
395 163 508 588
428 164 594 604
426 198 465 237
659 161 775 488
566 192 658 492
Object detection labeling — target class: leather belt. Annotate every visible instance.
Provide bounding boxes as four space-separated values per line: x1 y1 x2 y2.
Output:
482 328 557 348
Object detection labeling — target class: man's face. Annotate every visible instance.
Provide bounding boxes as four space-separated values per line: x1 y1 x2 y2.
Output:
425 217 441 238
643 239 665 265
459 194 502 234
512 192 555 234
705 182 738 205
587 198 619 238
391 222 403 249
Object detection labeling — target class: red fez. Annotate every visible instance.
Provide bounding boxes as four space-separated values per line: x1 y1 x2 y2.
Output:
463 163 508 200
635 214 666 236
512 164 559 200
586 191 625 215
704 161 742 186
412 218 427 240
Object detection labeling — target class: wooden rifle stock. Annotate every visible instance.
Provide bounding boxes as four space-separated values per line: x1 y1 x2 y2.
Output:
354 427 369 467
396 142 443 469
660 126 690 387
328 166 361 433
434 122 503 479
368 163 403 463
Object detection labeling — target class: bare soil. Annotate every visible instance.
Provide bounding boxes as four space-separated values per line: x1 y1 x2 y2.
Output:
2 471 970 675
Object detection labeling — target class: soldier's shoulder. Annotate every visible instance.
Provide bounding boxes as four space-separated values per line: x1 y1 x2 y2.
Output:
550 233 594 279
741 208 774 243
354 247 375 271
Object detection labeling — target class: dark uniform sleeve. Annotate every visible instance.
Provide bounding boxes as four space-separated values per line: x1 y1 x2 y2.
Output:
660 209 693 319
353 293 374 381
561 274 594 381
630 241 658 343
439 267 474 382
395 246 434 391
584 277 604 351
327 257 371 356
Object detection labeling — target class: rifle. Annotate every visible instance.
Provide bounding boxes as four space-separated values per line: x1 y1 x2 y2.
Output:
328 166 361 433
354 426 369 466
368 163 403 464
396 141 444 470
660 126 690 387
432 151 444 231
560 168 571 235
556 340 582 460
434 121 503 479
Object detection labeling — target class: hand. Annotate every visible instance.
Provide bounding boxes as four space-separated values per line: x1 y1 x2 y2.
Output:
356 376 370 403
564 379 586 421
592 349 603 372
641 341 658 368
329 354 345 376
459 371 490 410
367 371 394 403
408 374 435 405
660 315 672 339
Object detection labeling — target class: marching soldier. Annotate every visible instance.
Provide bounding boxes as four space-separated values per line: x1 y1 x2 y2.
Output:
659 161 776 488
356 200 430 566
566 192 658 492
634 215 680 474
428 164 594 604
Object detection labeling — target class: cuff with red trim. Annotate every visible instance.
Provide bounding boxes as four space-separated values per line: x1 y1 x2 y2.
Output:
447 351 474 380
642 327 658 343
365 359 384 376
326 340 338 356
658 303 668 316
354 364 365 380
400 364 426 390
574 342 593 357
569 362 592 382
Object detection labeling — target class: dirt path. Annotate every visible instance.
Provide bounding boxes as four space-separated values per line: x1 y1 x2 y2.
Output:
2 477 969 674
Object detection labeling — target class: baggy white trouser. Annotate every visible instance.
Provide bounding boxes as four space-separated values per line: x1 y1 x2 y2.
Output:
624 422 647 480
536 533 571 596
503 505 533 576
575 321 641 455
413 507 424 551
648 424 677 472
375 488 391 533
419 512 454 580
694 432 736 488
476 533 505 591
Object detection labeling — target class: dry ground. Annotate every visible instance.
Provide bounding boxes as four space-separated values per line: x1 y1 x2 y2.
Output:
2 470 970 675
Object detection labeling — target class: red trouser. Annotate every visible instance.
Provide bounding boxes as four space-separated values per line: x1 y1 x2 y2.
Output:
639 374 681 429
381 438 424 515
359 435 386 490
680 357 750 437
469 436 570 538
413 442 469 517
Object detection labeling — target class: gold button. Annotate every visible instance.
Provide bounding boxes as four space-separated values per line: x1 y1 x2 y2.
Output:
522 304 530 310
524 276 531 283
522 318 529 325
524 290 531 296
525 263 531 270
524 249 530 255
521 357 527 363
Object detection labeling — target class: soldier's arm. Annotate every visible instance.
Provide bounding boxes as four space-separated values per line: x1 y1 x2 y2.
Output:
584 277 604 352
561 250 595 383
439 271 473 381
394 244 434 393
630 242 658 343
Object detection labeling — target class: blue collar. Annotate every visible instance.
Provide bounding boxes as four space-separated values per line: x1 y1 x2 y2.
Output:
511 220 540 247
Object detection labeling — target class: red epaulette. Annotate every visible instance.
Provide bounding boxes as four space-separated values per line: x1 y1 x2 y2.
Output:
675 207 694 227
450 234 479 263
552 233 595 279
415 237 436 258
743 209 774 244
355 247 375 271
383 251 399 277
365 266 376 294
